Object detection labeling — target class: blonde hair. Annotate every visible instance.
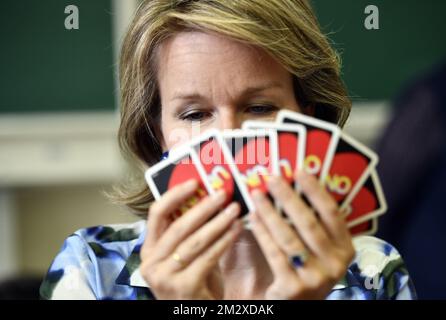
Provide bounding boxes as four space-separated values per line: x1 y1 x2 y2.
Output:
113 0 351 215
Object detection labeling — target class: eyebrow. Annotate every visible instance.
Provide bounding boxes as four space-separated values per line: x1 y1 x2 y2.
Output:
170 81 285 101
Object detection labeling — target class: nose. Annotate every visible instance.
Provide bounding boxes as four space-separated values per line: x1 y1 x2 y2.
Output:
217 108 242 130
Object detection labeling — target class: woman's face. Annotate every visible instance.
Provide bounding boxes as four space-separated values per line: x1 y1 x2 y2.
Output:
157 31 302 151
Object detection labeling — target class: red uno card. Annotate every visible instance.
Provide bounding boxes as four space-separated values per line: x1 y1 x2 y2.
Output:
222 129 274 198
242 120 306 189
344 170 387 227
144 147 211 219
181 129 253 218
326 132 379 208
276 110 340 181
348 218 378 237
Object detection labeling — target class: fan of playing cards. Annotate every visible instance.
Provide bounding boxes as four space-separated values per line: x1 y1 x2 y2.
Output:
145 110 386 237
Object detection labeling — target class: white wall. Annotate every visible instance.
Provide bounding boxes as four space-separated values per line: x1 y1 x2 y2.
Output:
0 191 18 278
15 184 139 275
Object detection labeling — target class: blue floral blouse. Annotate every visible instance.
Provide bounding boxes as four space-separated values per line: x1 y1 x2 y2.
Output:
40 220 417 300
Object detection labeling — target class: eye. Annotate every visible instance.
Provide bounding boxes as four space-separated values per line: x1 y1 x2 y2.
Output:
179 110 212 122
246 104 279 115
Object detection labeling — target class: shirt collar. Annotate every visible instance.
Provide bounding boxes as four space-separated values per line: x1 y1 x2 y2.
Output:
115 227 150 288
117 151 169 288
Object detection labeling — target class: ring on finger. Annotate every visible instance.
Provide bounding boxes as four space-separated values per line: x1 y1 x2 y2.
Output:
289 249 310 269
171 251 186 268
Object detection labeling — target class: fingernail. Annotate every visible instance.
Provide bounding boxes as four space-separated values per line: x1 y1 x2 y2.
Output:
297 170 311 181
213 189 226 202
185 179 198 188
225 202 240 216
248 211 258 222
267 175 280 186
251 189 264 201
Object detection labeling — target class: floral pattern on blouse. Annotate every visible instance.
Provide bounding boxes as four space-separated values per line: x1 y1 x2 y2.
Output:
40 220 417 300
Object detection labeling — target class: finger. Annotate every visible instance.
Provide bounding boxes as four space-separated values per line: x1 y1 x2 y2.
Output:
250 210 336 299
267 176 332 258
145 179 199 246
251 190 306 256
184 219 243 280
150 190 228 262
165 202 241 272
296 256 334 295
297 171 350 241
249 211 299 280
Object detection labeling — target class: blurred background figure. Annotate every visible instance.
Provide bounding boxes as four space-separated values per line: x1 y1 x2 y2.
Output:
377 61 446 299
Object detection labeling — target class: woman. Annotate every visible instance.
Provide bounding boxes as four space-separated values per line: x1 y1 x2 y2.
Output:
40 0 416 300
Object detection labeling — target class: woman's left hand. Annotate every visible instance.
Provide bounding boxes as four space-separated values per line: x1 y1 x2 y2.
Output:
250 170 355 300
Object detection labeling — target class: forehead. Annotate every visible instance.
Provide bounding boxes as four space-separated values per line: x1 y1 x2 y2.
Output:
156 31 292 93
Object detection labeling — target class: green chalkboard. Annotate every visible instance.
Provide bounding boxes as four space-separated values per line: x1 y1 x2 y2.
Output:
1 1 445 113
312 0 446 101
0 0 115 113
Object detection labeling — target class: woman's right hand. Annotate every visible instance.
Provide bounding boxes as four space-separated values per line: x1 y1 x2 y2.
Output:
140 179 243 299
